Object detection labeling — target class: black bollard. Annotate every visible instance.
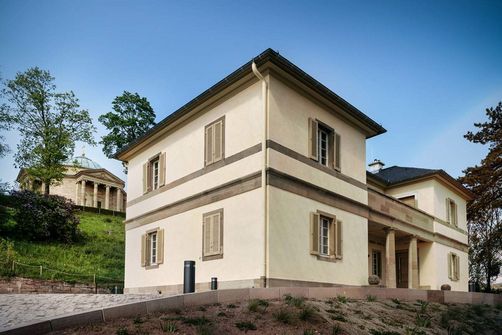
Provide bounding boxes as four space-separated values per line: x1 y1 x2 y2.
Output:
183 260 195 293
211 277 218 290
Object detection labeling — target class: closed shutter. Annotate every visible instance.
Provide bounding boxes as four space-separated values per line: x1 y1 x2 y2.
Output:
336 220 343 259
205 125 213 166
310 212 320 255
452 202 457 227
159 152 166 187
329 218 336 257
447 252 452 279
146 161 152 192
308 118 319 160
334 133 341 171
157 229 164 264
141 234 147 267
203 215 212 256
142 163 148 194
455 255 460 280
445 198 451 223
328 132 335 169
214 121 223 162
212 213 221 254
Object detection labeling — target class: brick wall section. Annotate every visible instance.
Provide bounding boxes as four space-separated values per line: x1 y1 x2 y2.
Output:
1 287 501 335
0 277 110 294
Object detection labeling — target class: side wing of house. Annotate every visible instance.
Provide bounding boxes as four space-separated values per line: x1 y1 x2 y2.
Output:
122 79 266 294
265 71 372 286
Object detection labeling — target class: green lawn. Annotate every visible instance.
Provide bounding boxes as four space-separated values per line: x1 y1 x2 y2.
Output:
2 210 125 285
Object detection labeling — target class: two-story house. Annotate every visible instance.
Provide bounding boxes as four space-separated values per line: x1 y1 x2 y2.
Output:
116 49 472 294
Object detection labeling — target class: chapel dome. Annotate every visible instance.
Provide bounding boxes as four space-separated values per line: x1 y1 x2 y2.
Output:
66 155 102 169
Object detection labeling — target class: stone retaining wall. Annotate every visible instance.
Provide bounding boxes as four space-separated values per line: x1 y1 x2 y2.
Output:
0 277 110 294
1 287 501 335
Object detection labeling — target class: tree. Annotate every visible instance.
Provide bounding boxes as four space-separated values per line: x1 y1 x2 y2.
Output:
99 91 156 160
2 67 96 194
0 74 12 158
460 101 502 292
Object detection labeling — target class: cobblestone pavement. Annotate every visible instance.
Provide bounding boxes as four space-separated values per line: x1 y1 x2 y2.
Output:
0 293 161 330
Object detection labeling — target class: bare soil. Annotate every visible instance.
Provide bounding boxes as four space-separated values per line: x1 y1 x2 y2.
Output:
52 295 502 335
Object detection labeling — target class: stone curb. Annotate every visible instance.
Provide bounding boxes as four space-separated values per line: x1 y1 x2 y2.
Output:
1 287 500 335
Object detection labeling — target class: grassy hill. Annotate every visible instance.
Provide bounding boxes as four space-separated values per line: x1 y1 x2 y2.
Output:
1 209 124 285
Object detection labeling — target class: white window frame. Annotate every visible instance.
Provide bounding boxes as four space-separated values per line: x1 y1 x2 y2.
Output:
149 231 157 265
448 199 458 227
318 127 329 166
319 216 330 256
151 159 160 190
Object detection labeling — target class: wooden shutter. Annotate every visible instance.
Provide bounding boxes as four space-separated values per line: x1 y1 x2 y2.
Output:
310 212 320 255
205 125 213 166
452 202 457 227
203 215 212 256
336 220 343 259
308 118 319 160
445 198 451 223
214 121 223 162
159 152 166 187
454 255 460 280
329 218 336 257
334 133 341 171
328 132 335 168
212 213 221 254
142 163 148 194
447 252 452 279
141 234 147 267
157 229 164 264
146 161 152 192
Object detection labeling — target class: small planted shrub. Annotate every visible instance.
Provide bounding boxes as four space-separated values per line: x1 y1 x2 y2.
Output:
198 306 207 312
332 324 342 335
274 308 293 324
247 299 269 313
336 295 347 304
235 321 257 332
116 326 129 335
303 329 315 335
0 238 16 277
196 323 214 335
217 311 227 317
299 306 317 321
133 316 144 324
227 303 238 308
160 320 178 333
367 295 377 302
183 316 211 326
284 294 305 307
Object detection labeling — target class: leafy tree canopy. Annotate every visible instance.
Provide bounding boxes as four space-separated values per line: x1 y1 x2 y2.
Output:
99 91 156 158
460 101 502 291
2 67 96 194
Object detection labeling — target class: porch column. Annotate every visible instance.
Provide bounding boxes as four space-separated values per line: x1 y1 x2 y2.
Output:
80 180 86 206
385 228 397 288
93 182 98 208
75 182 79 205
116 188 122 212
105 185 110 210
408 236 419 289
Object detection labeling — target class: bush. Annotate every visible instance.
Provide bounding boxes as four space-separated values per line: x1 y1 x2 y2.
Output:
10 190 80 243
235 321 257 332
273 308 293 324
0 238 16 276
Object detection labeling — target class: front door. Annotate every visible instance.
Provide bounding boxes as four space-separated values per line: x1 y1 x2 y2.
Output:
396 251 409 288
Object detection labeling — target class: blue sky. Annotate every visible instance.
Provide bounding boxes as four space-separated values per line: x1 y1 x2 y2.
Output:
0 0 501 186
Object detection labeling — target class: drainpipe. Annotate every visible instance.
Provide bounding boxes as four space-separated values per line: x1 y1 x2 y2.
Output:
252 61 269 288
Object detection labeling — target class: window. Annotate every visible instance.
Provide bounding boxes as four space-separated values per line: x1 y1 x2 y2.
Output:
399 195 417 208
142 152 166 194
308 118 341 171
152 158 160 190
446 198 458 227
372 250 382 277
205 117 225 166
202 209 223 260
141 228 164 267
320 216 330 255
310 211 342 259
448 252 460 281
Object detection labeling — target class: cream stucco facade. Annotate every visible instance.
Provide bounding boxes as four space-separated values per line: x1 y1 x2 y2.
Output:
118 49 471 294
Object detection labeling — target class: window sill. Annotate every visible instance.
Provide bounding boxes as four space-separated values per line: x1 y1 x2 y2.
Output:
202 254 223 261
315 255 339 263
145 264 159 270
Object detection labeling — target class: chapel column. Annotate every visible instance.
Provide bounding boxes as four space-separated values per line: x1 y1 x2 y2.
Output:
93 182 98 208
408 236 419 289
116 188 122 212
105 185 110 210
80 179 86 206
75 182 79 205
385 228 397 288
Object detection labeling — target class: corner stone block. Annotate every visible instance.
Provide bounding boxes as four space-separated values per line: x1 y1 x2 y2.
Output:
308 287 338 300
279 287 309 299
217 288 250 303
183 290 218 307
50 310 104 331
426 290 444 304
102 301 148 321
146 295 184 314
0 320 52 335
249 288 281 300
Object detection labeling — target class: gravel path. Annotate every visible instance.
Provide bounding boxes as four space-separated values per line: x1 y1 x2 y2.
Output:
0 293 160 330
